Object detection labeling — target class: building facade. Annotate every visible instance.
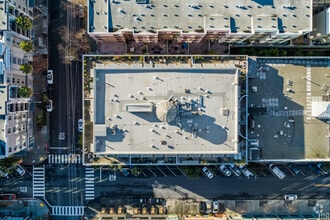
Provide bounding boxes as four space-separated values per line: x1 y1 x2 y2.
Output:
0 0 33 158
87 0 312 45
310 7 330 44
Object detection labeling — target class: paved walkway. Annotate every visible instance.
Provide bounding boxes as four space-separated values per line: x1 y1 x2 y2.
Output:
98 40 229 55
20 0 49 166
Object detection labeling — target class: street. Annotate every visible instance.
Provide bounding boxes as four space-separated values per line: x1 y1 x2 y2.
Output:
1 164 329 202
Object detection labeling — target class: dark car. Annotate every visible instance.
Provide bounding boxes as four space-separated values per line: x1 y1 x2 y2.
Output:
308 164 321 175
199 202 207 214
288 163 300 175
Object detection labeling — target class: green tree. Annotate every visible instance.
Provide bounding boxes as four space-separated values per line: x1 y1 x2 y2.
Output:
15 16 32 30
18 86 32 98
19 63 32 74
19 41 33 52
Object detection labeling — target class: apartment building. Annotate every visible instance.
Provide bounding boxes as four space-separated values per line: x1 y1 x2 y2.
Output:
87 0 312 45
310 7 330 44
0 0 34 158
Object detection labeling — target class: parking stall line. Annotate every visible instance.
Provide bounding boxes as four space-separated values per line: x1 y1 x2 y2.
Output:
148 168 157 177
176 166 187 177
157 166 167 177
166 166 177 177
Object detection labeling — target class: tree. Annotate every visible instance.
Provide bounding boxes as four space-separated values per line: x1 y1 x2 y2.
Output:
15 16 32 30
18 86 32 98
19 41 33 52
19 64 32 74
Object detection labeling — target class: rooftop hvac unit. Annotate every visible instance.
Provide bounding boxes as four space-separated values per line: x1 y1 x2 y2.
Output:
136 0 149 4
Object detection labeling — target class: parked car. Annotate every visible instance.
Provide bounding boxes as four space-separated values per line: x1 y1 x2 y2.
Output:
287 163 300 175
78 119 83 132
46 100 53 112
308 164 321 175
202 167 214 178
205 201 212 214
228 164 242 177
239 165 254 178
0 194 17 200
284 194 298 200
212 201 219 213
219 165 231 177
47 70 53 84
15 164 26 176
316 163 328 175
199 202 207 214
269 163 286 180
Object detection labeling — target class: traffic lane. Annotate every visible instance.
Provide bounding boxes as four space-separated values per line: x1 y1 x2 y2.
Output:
94 175 330 200
48 2 71 151
71 60 83 148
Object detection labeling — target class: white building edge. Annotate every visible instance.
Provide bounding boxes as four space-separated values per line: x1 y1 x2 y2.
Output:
0 0 34 158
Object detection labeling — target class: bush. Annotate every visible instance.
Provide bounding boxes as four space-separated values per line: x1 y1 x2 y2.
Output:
19 63 32 74
19 41 33 52
18 86 32 98
15 16 32 30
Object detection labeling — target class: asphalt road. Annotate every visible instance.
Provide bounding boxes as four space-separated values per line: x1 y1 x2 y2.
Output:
92 173 330 201
46 0 84 211
48 0 82 153
0 164 329 208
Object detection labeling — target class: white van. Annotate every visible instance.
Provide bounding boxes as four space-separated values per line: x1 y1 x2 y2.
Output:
269 163 286 180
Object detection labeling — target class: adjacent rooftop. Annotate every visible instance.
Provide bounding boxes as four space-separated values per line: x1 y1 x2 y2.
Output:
88 0 312 34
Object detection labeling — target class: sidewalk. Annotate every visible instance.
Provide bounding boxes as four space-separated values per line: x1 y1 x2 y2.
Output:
21 0 49 166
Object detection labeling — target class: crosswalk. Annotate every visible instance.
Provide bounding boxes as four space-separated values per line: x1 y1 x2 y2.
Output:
267 109 305 117
48 154 81 164
33 165 45 197
85 167 95 201
51 206 84 216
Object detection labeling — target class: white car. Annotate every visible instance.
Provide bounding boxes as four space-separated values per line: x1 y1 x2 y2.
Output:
239 165 254 178
46 100 53 112
202 167 214 178
284 194 298 200
219 165 231 177
212 201 219 213
228 164 242 177
47 70 53 84
78 119 83 132
15 164 26 176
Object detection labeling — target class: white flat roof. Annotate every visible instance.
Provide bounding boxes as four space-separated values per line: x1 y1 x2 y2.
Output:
91 60 240 155
89 0 312 34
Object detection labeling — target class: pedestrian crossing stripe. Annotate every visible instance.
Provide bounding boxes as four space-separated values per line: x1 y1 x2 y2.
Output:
85 167 95 201
48 154 82 164
33 165 45 198
51 206 84 216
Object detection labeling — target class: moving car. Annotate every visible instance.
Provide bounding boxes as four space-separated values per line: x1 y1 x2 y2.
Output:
284 194 298 200
228 164 242 177
46 100 53 112
287 163 300 175
78 119 83 132
219 165 231 177
239 165 254 178
202 167 214 178
47 70 53 84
